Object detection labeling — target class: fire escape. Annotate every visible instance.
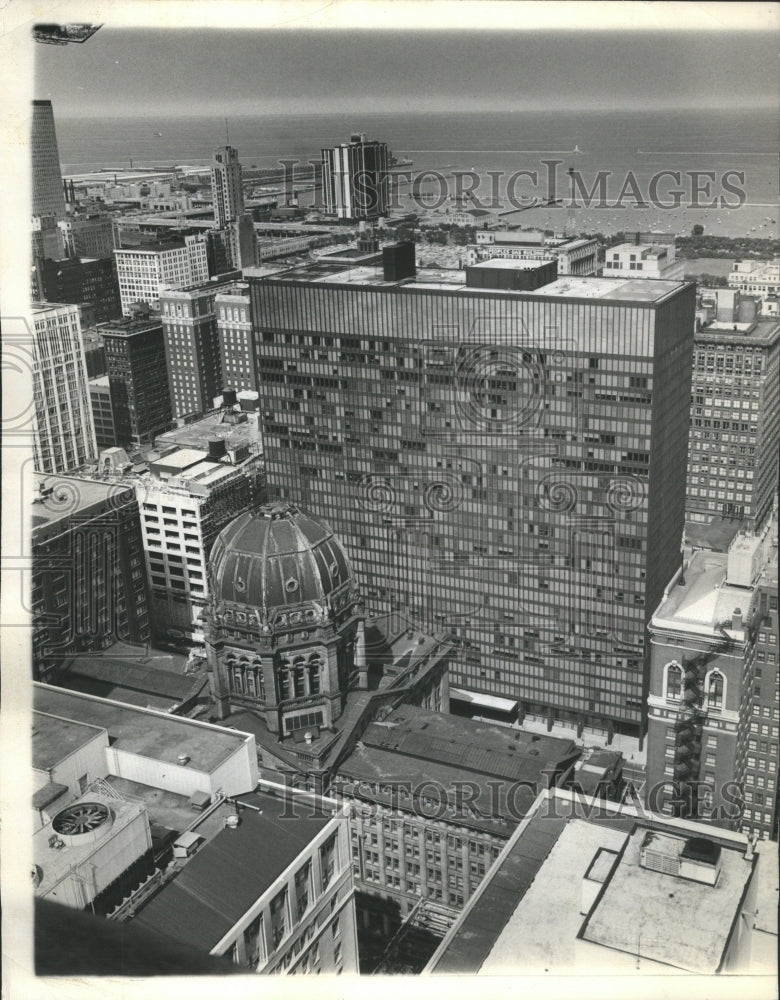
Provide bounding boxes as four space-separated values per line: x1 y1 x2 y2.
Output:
668 627 731 819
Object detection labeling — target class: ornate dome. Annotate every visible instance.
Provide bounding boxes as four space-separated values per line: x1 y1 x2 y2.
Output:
209 502 356 613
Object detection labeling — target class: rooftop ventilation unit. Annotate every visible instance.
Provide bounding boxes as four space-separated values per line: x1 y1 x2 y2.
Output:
51 801 113 847
639 831 722 886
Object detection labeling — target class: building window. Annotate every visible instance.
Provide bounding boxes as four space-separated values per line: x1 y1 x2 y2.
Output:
706 671 725 711
664 661 682 701
320 834 337 890
294 862 311 919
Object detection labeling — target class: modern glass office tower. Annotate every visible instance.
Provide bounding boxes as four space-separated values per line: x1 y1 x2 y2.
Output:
247 257 696 737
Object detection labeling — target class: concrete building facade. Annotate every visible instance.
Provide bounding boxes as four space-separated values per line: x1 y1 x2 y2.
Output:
465 231 598 275
31 473 151 681
728 260 780 298
135 447 257 644
159 276 243 420
216 281 257 391
114 237 210 314
603 242 685 280
31 302 98 475
646 520 778 833
735 541 779 840
687 317 779 527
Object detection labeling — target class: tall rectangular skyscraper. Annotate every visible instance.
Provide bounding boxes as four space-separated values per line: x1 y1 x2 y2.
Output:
31 302 97 474
31 100 67 223
102 312 172 449
687 317 779 528
159 273 243 420
211 146 245 228
248 259 696 738
321 133 389 220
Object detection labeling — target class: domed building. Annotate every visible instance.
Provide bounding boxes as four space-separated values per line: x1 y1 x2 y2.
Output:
206 502 367 734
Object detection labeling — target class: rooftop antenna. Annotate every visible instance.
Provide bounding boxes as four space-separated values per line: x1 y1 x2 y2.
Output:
225 117 230 145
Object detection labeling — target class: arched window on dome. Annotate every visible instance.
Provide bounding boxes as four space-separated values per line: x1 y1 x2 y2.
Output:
705 670 725 711
664 662 682 701
294 666 306 698
279 668 292 701
232 667 243 695
309 653 322 695
246 670 256 698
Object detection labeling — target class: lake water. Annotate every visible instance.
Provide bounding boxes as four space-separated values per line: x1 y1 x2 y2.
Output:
55 108 778 237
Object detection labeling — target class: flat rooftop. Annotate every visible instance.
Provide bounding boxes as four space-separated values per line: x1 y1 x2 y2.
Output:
155 410 262 454
695 317 780 345
115 239 186 253
481 819 629 973
99 315 162 335
337 708 578 834
33 683 251 774
581 826 754 973
132 789 333 952
430 798 756 976
174 460 238 486
609 242 673 256
153 447 209 470
685 517 747 554
362 704 577 783
56 642 206 712
32 473 134 530
31 301 78 315
33 711 106 770
652 549 746 638
469 258 556 270
255 264 687 304
533 276 685 302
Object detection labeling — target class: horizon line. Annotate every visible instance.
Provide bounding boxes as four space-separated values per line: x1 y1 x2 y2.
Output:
49 102 778 119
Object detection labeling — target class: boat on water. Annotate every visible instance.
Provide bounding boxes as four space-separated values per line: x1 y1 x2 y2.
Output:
154 131 162 137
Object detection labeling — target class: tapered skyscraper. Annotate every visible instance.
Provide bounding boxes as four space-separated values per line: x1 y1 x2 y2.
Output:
31 100 67 223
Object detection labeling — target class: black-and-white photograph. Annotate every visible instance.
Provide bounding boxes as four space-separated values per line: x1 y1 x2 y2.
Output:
1 2 778 997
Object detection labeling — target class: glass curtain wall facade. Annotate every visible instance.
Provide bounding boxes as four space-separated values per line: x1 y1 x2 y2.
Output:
249 275 695 736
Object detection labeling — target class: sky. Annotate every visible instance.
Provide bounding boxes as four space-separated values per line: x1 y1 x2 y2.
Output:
33 24 778 118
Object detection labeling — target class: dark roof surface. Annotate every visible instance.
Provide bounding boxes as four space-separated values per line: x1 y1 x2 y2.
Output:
32 711 106 769
58 650 206 709
209 501 354 612
132 792 332 951
362 705 578 782
430 811 568 973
